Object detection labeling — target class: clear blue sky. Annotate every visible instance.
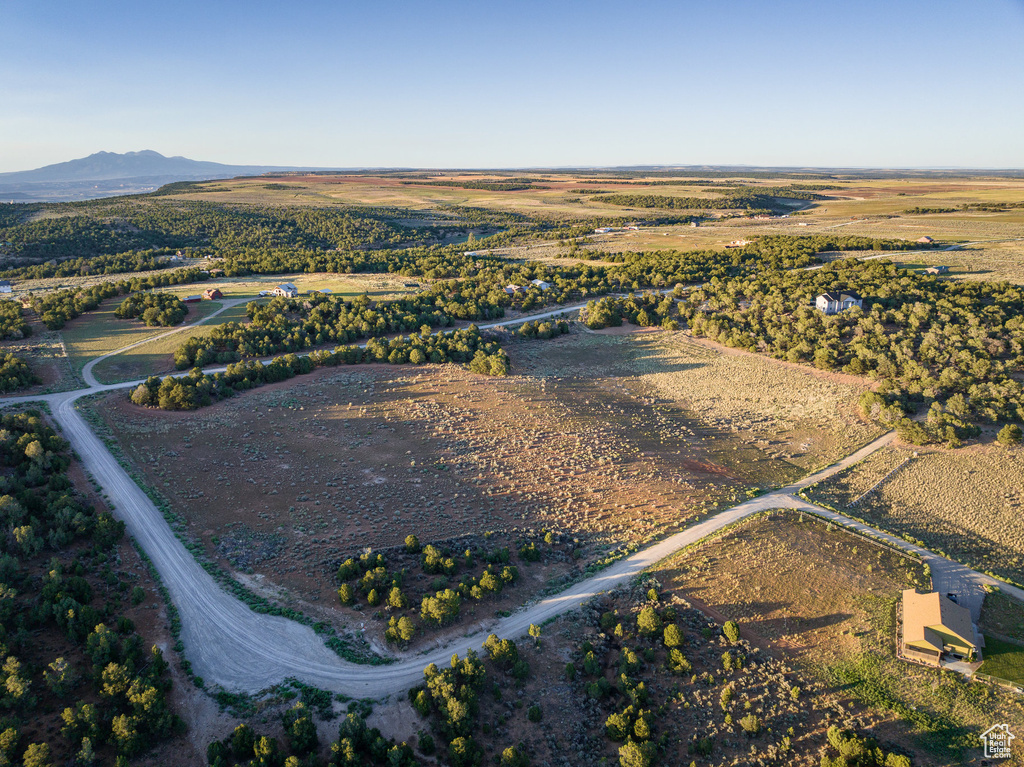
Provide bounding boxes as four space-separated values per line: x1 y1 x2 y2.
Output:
2 0 1023 172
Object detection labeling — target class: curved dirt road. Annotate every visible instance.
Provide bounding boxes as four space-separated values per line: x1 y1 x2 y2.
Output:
2 308 1017 697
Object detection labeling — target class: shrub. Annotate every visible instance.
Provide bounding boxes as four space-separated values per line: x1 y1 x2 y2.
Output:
417 731 435 755
739 714 761 736
527 704 542 722
405 534 421 553
723 620 740 643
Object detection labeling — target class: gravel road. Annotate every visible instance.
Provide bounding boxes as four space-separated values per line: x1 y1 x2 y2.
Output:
2 306 1017 697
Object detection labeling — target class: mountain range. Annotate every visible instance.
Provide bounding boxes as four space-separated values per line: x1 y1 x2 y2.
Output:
0 150 319 202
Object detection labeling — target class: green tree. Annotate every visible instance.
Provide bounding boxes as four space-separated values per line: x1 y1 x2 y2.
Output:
663 624 683 648
22 743 52 767
528 624 541 646
618 740 656 767
636 607 661 637
997 424 1022 446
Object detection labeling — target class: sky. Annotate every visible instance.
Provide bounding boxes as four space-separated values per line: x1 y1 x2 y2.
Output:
1 0 1023 172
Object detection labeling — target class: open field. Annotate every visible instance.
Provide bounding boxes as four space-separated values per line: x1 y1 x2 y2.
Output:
805 443 1024 585
569 330 882 482
59 297 224 377
86 328 879 646
160 271 423 301
653 512 928 663
889 240 1024 284
649 511 1024 764
0 314 78 393
90 302 255 383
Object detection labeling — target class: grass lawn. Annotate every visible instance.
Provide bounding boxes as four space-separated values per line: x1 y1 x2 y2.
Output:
979 635 1024 685
89 302 258 384
61 299 224 378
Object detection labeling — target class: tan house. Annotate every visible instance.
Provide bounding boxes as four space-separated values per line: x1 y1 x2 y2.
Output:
923 265 949 275
902 589 979 665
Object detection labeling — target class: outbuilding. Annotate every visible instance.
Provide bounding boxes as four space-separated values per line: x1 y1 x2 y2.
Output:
202 288 224 300
183 295 201 304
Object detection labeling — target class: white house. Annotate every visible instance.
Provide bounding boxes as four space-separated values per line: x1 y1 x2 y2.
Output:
530 279 552 291
273 283 299 298
816 290 863 315
0 281 11 294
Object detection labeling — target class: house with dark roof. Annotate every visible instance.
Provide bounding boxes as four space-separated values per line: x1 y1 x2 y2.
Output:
902 589 980 666
0 280 11 294
815 290 863 315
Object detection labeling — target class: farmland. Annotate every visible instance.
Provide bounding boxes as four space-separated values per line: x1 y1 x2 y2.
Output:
805 443 1024 585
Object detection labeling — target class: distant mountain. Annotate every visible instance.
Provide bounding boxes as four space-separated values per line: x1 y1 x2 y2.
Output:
0 150 321 202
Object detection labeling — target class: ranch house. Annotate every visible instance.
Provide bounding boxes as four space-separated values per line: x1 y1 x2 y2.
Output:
202 288 223 300
902 589 980 666
273 283 299 298
924 265 949 275
815 290 863 315
0 280 11 294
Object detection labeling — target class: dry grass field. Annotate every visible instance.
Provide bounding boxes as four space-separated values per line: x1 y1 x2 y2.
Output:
806 443 1024 585
86 328 876 640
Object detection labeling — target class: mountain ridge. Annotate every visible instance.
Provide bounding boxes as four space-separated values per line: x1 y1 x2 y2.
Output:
0 150 323 201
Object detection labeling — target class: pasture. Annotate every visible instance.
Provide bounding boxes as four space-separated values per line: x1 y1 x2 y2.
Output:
806 444 1024 586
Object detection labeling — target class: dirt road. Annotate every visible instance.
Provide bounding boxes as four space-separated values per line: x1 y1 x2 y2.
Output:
2 309 1016 697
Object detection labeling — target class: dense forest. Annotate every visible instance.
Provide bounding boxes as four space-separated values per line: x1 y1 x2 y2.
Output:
114 292 188 327
0 200 415 264
681 260 1024 444
0 251 174 281
0 410 180 764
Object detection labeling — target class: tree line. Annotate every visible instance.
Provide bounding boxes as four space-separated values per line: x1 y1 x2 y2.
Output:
30 268 210 330
133 327 510 411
